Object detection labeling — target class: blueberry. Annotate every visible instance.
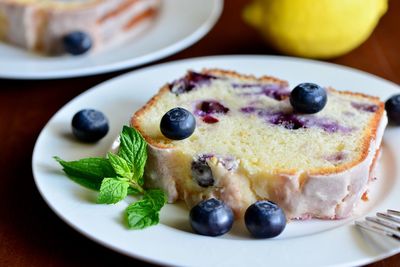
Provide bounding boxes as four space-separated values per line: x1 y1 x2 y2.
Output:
160 107 196 140
190 198 234 236
245 200 286 238
191 157 214 187
63 31 92 55
290 83 327 114
385 94 400 125
71 109 109 142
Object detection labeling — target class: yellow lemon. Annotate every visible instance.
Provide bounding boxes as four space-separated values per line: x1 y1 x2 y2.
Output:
243 0 388 59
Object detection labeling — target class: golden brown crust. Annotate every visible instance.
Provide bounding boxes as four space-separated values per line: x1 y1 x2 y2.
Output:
131 68 386 176
32 8 48 52
123 6 156 30
98 0 137 24
202 68 289 87
132 85 172 149
327 86 383 105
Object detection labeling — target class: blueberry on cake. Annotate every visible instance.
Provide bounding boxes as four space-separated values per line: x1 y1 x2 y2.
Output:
131 69 387 220
0 0 160 55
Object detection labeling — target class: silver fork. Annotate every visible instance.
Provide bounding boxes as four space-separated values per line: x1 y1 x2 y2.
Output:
355 209 400 241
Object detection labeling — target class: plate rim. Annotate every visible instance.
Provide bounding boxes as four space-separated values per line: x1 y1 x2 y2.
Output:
32 55 400 267
0 0 223 80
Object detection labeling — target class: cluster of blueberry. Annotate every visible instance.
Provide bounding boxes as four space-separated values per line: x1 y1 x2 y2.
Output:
190 198 286 238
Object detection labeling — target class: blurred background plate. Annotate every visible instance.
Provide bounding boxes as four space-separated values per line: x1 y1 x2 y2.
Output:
0 0 223 80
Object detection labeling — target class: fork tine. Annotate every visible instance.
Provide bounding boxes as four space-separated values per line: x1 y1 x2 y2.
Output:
387 209 400 217
366 216 400 232
355 221 400 241
377 212 400 224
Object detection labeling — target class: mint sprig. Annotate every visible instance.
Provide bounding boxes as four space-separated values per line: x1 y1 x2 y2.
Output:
55 126 167 229
126 189 167 229
97 178 130 204
107 152 132 178
54 157 116 190
118 126 147 186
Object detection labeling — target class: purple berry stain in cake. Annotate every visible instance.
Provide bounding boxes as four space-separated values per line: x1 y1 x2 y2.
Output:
326 152 348 164
194 100 230 124
240 106 257 113
268 113 304 130
170 71 217 95
343 111 355 117
240 106 353 133
351 102 379 113
198 101 229 115
232 83 290 101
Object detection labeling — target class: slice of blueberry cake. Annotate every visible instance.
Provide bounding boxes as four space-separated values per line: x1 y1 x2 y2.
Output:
132 69 387 220
0 0 159 55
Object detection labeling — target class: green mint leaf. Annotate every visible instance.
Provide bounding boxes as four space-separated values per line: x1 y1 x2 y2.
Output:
118 126 147 185
144 189 168 211
127 187 141 195
125 189 167 229
125 199 159 229
107 152 132 178
54 156 116 190
97 178 129 204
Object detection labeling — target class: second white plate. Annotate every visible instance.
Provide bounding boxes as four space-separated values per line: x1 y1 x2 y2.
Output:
32 55 400 266
0 0 222 79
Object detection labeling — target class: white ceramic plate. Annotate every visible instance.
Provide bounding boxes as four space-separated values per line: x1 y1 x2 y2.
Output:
32 55 400 267
0 0 222 80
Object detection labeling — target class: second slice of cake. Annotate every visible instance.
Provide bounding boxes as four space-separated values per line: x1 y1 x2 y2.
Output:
132 69 387 220
0 0 160 55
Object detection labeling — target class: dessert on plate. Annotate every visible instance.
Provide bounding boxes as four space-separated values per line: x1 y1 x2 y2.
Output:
132 69 387 220
0 0 160 55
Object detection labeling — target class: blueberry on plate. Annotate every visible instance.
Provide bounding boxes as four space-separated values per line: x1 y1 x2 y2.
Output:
245 200 286 238
290 83 327 114
385 94 400 125
71 109 109 142
190 198 234 236
160 107 196 140
63 31 92 55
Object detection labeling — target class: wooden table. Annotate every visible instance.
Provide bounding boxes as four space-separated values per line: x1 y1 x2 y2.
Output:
1 1 399 266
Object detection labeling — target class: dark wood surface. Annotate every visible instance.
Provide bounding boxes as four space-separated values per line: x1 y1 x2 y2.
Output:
0 1 399 266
